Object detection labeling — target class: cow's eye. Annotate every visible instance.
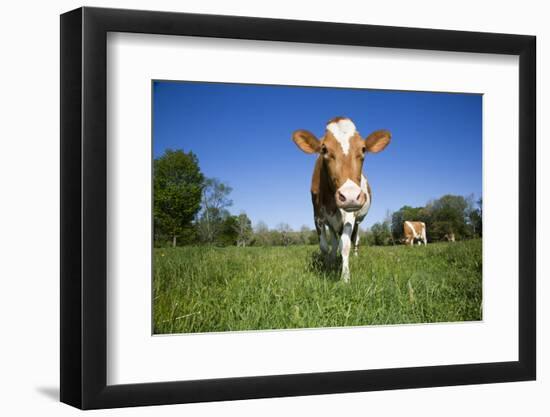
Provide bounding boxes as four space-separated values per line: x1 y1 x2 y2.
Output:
362 146 367 154
321 145 328 155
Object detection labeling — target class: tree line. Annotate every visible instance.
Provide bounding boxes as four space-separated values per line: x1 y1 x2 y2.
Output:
363 194 482 246
154 148 481 248
153 149 317 247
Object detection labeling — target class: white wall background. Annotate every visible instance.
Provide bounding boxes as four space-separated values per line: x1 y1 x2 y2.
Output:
0 0 545 415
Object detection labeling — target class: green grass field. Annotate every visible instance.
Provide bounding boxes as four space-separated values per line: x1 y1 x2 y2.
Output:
153 239 482 334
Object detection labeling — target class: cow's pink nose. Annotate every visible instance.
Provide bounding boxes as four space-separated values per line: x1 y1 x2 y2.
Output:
338 191 347 203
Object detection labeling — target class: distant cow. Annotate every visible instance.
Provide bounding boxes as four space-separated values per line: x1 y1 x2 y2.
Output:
443 233 456 242
403 221 427 246
292 117 391 282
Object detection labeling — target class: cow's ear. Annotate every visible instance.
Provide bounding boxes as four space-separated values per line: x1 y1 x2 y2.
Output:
364 130 391 153
292 130 321 154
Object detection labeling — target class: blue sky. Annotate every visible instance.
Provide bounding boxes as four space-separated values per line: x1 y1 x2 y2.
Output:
153 81 482 230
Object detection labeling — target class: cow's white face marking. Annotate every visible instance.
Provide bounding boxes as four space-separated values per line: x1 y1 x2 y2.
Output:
327 119 356 155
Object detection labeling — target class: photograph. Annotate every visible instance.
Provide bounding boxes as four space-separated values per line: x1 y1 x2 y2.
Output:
51 3 540 412
152 80 483 334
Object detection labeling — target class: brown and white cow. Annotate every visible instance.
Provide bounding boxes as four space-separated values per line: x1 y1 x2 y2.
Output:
292 117 391 282
403 221 427 246
443 232 456 242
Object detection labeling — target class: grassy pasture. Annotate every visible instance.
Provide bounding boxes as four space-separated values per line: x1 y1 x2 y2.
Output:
153 239 482 334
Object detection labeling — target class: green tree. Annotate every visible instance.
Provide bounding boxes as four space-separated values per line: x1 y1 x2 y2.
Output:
267 229 283 246
299 225 318 245
370 221 392 246
467 197 482 238
252 221 270 246
153 149 204 247
233 212 253 247
426 194 470 240
197 178 233 244
358 227 374 246
276 223 293 247
217 215 239 246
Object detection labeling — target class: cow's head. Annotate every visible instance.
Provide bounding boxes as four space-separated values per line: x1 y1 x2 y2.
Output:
293 117 391 212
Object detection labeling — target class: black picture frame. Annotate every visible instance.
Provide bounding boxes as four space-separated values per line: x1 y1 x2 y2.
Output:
60 6 536 410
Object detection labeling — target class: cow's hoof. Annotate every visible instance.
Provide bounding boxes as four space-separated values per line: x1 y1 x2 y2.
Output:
341 272 350 283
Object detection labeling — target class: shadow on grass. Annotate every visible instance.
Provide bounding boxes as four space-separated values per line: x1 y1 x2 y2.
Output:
307 251 342 281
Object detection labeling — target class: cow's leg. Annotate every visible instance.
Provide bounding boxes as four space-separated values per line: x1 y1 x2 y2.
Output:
319 225 329 256
351 224 359 257
422 229 427 246
339 219 354 283
328 228 339 262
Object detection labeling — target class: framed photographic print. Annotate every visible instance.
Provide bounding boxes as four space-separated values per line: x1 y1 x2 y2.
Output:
60 6 536 409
